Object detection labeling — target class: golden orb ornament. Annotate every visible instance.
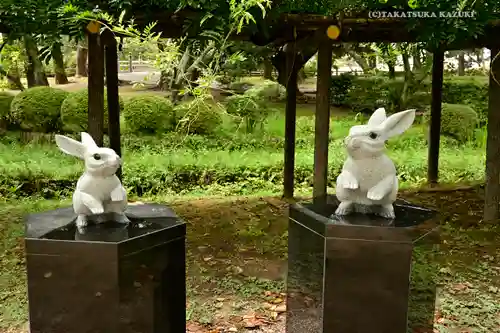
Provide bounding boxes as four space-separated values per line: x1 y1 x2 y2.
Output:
326 25 340 40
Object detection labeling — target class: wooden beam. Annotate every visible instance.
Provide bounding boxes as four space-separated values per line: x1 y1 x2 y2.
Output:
283 43 298 199
313 37 332 204
484 46 500 222
427 51 444 185
87 28 105 146
102 29 122 181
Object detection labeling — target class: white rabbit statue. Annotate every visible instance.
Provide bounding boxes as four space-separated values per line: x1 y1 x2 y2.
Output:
55 132 129 230
335 107 416 219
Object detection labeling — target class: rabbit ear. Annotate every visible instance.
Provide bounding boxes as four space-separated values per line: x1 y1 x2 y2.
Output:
367 108 387 127
55 134 85 159
382 109 416 138
80 132 98 149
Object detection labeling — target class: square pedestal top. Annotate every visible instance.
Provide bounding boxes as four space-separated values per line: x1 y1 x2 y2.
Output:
290 195 438 242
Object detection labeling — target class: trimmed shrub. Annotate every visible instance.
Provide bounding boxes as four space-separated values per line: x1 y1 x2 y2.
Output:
441 77 488 124
174 99 222 135
123 95 175 134
60 88 124 133
343 76 388 113
0 91 14 120
225 94 271 132
428 103 478 142
0 91 14 132
330 73 354 106
10 86 68 132
245 80 286 101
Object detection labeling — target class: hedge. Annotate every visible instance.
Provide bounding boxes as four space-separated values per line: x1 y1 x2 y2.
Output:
0 148 483 199
60 88 124 133
436 103 478 142
331 75 488 123
10 87 69 132
174 99 222 134
123 95 176 133
0 91 14 129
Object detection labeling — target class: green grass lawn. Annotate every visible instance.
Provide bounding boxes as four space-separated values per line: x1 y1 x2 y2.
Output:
0 105 487 198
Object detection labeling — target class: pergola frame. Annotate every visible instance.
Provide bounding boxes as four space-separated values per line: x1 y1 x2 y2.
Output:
79 12 500 222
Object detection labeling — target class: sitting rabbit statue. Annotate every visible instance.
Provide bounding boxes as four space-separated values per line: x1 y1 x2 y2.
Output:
55 132 129 230
335 107 415 219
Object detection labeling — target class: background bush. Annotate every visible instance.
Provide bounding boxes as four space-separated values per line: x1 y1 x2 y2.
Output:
437 103 478 142
329 73 354 106
225 94 271 132
10 87 68 132
174 99 222 134
0 91 14 127
123 95 176 134
245 80 285 101
336 76 487 124
60 88 124 133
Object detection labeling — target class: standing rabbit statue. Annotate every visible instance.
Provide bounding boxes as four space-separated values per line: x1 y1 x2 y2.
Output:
335 107 415 219
55 132 129 230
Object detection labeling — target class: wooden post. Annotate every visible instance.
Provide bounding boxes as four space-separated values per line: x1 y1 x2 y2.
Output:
484 45 500 222
129 54 133 73
87 22 105 146
313 38 332 204
283 43 297 199
427 50 444 185
102 30 122 180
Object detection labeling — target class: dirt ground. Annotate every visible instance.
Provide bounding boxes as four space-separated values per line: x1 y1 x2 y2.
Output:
2 187 499 333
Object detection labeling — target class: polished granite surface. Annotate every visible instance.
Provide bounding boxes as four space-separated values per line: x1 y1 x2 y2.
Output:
290 195 438 242
25 203 186 333
286 197 439 333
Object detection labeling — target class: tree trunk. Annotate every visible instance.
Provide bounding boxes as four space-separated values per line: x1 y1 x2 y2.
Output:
76 44 88 77
24 36 49 87
0 66 25 90
347 50 371 73
458 51 465 76
52 42 69 84
263 57 273 80
25 60 35 87
369 56 377 69
388 62 396 78
412 48 421 70
272 45 317 96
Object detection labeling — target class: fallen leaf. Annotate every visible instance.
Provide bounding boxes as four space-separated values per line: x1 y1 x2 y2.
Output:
488 286 499 293
271 298 283 304
262 302 273 309
216 297 226 302
243 314 263 328
186 322 204 332
228 328 238 332
270 311 279 320
275 304 286 313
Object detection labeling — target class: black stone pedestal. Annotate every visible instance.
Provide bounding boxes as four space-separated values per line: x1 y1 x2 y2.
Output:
25 203 186 333
286 196 439 333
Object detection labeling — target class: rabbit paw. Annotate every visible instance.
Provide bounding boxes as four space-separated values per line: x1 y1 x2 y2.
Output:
338 172 358 189
114 213 130 224
75 215 88 228
378 204 395 219
90 206 104 215
335 201 353 215
110 186 125 202
367 188 386 201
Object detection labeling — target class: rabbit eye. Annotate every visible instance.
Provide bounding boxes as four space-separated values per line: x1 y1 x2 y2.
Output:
369 132 378 139
93 153 101 160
